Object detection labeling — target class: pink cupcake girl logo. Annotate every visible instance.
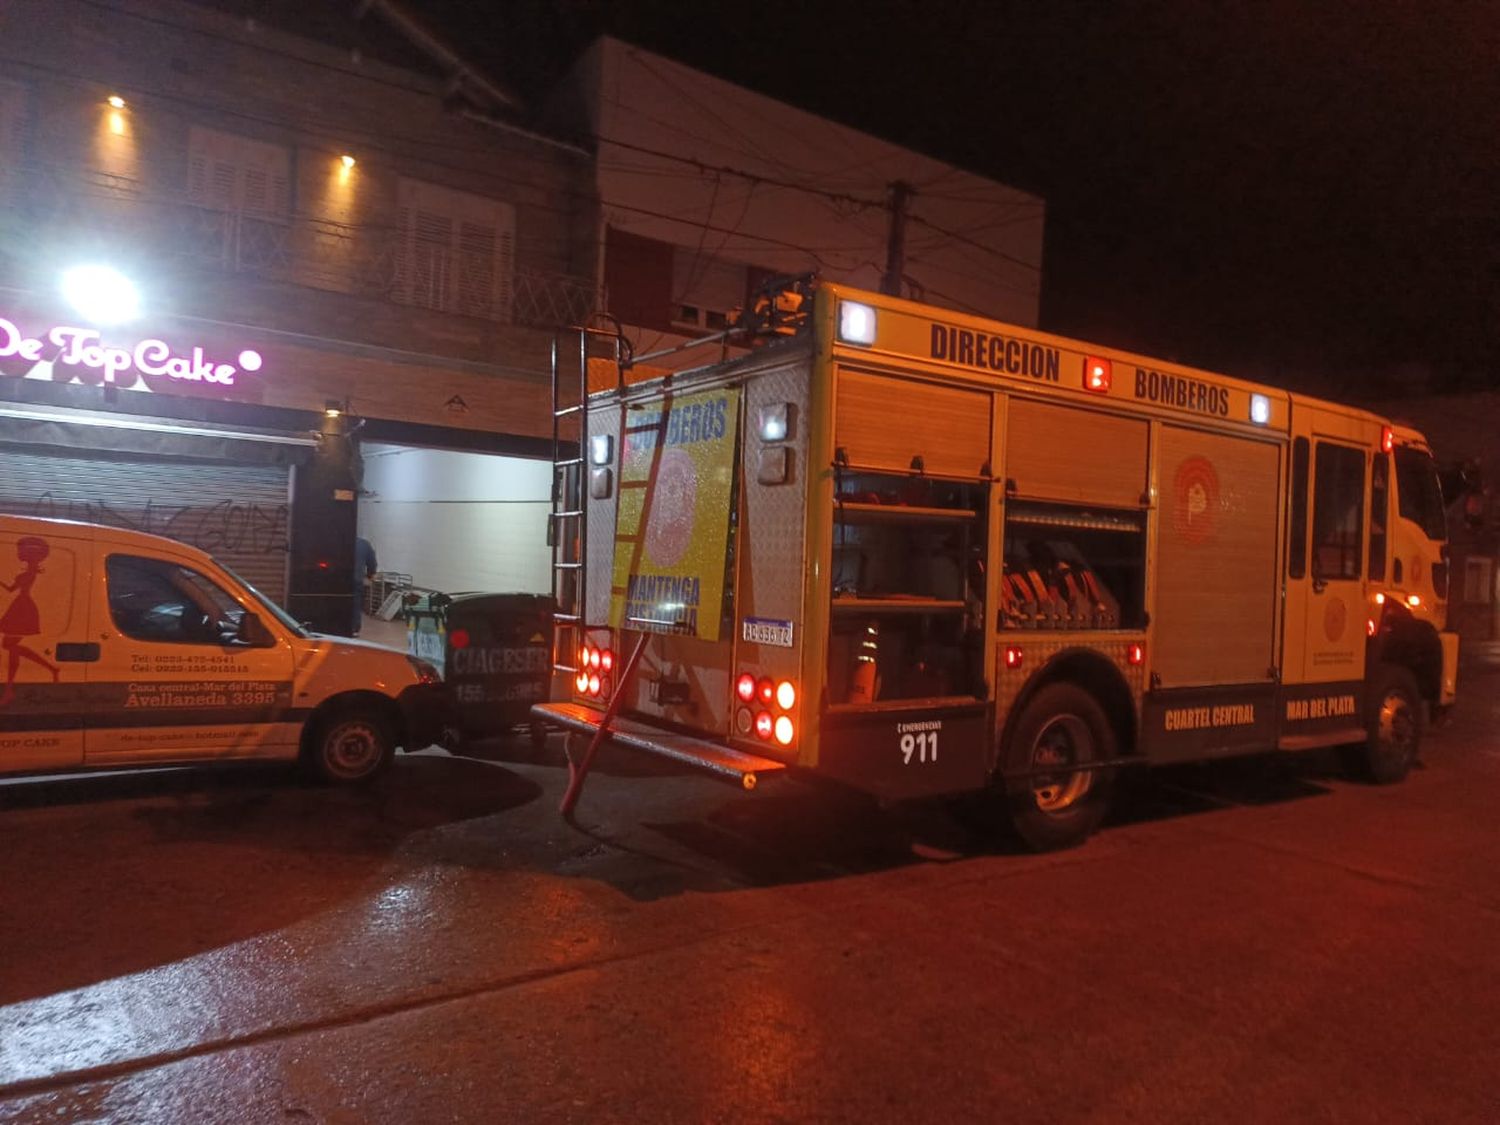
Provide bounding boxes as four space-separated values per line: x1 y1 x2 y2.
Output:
0 536 60 706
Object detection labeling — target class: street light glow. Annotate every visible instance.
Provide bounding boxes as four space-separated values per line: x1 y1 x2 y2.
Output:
60 265 140 325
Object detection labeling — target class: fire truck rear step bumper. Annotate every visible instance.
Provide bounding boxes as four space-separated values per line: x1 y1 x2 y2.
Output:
532 702 787 790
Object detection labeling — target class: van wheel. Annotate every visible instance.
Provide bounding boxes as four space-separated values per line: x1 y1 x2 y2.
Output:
305 709 394 784
1345 663 1423 784
1005 683 1116 851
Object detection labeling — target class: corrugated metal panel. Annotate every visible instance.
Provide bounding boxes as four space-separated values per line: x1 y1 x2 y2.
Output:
0 450 291 603
836 368 991 478
1153 427 1280 687
1006 398 1149 507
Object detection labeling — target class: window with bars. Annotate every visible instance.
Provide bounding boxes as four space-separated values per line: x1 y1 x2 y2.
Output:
185 126 291 216
395 178 515 320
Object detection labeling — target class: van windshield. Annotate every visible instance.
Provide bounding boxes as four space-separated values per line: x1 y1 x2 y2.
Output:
219 564 309 638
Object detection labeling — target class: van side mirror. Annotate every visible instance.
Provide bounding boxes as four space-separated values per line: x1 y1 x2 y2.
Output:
237 611 275 648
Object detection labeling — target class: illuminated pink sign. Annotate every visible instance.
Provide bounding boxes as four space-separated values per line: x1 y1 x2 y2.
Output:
0 315 263 393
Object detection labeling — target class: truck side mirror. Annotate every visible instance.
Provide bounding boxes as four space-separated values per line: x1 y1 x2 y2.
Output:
237 611 275 648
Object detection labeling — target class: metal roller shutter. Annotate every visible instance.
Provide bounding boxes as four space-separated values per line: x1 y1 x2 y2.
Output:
0 449 292 603
1152 426 1280 688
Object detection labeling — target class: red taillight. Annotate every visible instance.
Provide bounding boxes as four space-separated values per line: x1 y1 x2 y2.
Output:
580 646 592 668
775 680 796 710
754 711 774 740
1084 356 1111 393
757 677 775 705
589 648 602 670
574 672 589 693
1367 619 1377 637
587 673 601 695
1381 426 1394 454
773 715 794 746
736 673 757 703
450 629 470 650
1004 646 1024 670
600 649 614 672
1127 643 1145 666
598 675 612 698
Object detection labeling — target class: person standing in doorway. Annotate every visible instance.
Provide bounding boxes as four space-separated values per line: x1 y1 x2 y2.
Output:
353 535 378 636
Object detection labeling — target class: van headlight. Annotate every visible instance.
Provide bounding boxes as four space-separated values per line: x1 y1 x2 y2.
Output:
407 656 442 684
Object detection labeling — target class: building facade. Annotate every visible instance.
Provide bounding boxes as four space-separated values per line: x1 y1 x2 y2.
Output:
0 7 1049 636
557 38 1046 371
0 0 597 631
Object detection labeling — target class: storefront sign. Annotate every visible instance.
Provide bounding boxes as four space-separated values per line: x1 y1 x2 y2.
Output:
611 387 741 642
0 313 263 395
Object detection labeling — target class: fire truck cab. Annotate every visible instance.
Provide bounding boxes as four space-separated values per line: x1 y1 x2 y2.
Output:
534 281 1457 849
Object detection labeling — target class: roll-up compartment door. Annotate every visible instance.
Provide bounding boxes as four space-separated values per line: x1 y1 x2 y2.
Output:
835 368 990 477
1005 398 1149 507
0 450 291 602
1153 427 1280 687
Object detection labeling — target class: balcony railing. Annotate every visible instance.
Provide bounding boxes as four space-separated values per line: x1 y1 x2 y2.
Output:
0 165 601 331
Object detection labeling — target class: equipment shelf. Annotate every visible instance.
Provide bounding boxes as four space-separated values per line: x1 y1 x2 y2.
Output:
830 597 967 615
834 501 976 524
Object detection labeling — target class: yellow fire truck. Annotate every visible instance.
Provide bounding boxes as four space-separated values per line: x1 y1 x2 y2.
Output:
534 280 1458 849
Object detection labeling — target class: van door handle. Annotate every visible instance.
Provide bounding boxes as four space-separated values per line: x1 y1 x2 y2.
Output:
55 642 101 662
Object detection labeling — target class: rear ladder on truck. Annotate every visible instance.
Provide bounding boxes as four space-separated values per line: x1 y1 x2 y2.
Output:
546 327 650 814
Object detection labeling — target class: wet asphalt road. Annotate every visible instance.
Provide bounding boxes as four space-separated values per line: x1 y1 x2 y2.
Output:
2 674 1499 1123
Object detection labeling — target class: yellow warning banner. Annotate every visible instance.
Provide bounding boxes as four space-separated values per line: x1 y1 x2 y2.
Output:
610 387 741 641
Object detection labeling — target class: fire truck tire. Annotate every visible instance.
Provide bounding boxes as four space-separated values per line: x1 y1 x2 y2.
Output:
1005 683 1116 851
303 708 395 784
1346 663 1423 785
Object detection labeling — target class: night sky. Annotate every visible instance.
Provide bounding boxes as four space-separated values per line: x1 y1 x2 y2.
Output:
237 1 1500 398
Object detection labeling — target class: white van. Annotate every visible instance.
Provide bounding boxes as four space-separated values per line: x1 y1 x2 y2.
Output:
0 515 447 783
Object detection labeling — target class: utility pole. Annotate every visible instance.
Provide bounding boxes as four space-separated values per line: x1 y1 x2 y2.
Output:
880 180 913 297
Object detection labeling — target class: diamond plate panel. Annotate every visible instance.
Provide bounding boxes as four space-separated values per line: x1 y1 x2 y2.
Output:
991 635 1147 741
727 359 814 752
577 349 814 745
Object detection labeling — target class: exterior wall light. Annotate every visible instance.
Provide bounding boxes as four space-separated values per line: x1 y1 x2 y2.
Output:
60 264 140 325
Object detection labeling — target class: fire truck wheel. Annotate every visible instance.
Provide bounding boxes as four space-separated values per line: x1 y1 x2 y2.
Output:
1347 663 1423 785
1005 683 1115 851
304 708 395 784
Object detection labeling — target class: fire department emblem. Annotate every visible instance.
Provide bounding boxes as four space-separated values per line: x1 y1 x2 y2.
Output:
1172 457 1220 545
644 447 698 568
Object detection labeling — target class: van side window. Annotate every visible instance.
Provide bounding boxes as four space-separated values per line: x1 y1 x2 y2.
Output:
106 555 245 645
